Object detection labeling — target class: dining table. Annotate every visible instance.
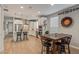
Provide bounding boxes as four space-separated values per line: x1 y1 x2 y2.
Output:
42 33 70 54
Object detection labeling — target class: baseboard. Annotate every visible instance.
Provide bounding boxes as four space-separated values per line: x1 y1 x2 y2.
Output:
70 45 79 50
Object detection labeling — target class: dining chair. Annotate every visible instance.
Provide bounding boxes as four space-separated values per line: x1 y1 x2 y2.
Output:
62 35 72 54
55 35 72 54
40 36 51 54
40 36 46 53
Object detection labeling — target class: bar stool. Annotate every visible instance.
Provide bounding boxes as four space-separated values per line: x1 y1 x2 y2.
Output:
17 32 22 41
23 32 28 40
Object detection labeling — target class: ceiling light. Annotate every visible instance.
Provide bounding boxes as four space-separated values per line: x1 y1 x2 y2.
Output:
20 6 23 9
38 11 40 14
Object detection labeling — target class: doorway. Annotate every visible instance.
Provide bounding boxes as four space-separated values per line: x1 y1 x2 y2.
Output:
29 20 38 36
8 22 13 35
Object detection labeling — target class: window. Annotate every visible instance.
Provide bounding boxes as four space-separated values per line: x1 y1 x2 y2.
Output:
50 16 59 28
50 16 59 33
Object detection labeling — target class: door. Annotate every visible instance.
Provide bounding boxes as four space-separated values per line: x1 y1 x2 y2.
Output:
8 22 13 34
29 21 38 36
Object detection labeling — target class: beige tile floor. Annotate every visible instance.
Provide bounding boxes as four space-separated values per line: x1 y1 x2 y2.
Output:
4 35 79 54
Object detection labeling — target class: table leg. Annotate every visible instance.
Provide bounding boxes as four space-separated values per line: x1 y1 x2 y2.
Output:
46 46 49 54
52 41 56 54
60 44 65 54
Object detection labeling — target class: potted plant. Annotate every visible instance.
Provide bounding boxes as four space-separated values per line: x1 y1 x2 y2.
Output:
45 31 49 34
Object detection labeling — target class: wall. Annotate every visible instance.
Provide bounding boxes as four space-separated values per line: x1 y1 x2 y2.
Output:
0 6 4 52
47 6 79 48
59 10 79 48
8 22 13 33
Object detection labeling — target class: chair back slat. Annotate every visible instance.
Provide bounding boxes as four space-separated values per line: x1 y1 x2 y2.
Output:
61 35 72 45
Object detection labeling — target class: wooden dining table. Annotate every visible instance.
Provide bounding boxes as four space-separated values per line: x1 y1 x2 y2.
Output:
42 33 69 54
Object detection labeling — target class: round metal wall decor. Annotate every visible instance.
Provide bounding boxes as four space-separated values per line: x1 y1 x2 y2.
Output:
61 17 72 27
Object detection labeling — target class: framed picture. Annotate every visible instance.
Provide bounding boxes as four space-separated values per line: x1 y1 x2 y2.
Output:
61 17 73 27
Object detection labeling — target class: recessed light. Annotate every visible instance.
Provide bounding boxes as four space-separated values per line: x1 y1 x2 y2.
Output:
38 11 40 13
20 6 23 9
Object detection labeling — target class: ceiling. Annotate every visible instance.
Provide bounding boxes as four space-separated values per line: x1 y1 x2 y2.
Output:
44 4 75 15
3 4 75 18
